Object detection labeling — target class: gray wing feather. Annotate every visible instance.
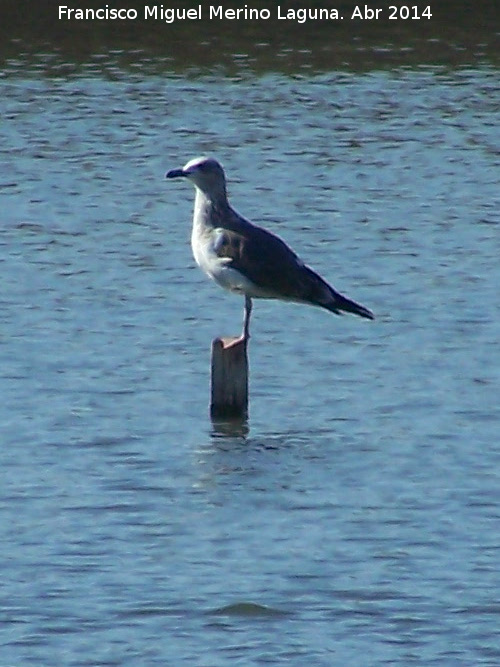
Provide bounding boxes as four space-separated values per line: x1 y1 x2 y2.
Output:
214 210 374 319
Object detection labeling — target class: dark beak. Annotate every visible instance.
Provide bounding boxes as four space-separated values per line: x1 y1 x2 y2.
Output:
165 168 185 179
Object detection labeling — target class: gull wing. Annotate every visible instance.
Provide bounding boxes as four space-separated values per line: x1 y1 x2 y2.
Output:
214 218 374 319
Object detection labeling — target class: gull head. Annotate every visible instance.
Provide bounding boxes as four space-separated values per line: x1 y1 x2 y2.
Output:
166 156 227 199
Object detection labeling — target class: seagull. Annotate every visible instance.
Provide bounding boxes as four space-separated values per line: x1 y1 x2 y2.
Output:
166 156 374 341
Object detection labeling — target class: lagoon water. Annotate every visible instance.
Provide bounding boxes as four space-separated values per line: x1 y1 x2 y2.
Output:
1 43 499 667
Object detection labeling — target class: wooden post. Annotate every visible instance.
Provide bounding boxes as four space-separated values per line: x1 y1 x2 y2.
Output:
210 336 248 420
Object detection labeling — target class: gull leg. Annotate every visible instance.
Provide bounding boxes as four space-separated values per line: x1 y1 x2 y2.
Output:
243 295 252 341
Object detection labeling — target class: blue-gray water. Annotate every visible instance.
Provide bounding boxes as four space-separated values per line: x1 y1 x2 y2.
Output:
1 64 499 666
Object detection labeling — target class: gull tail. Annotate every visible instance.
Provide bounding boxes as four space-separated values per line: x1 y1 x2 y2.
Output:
323 287 374 320
299 265 374 320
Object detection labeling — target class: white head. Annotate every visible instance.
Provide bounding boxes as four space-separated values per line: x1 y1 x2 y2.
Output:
166 156 227 200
